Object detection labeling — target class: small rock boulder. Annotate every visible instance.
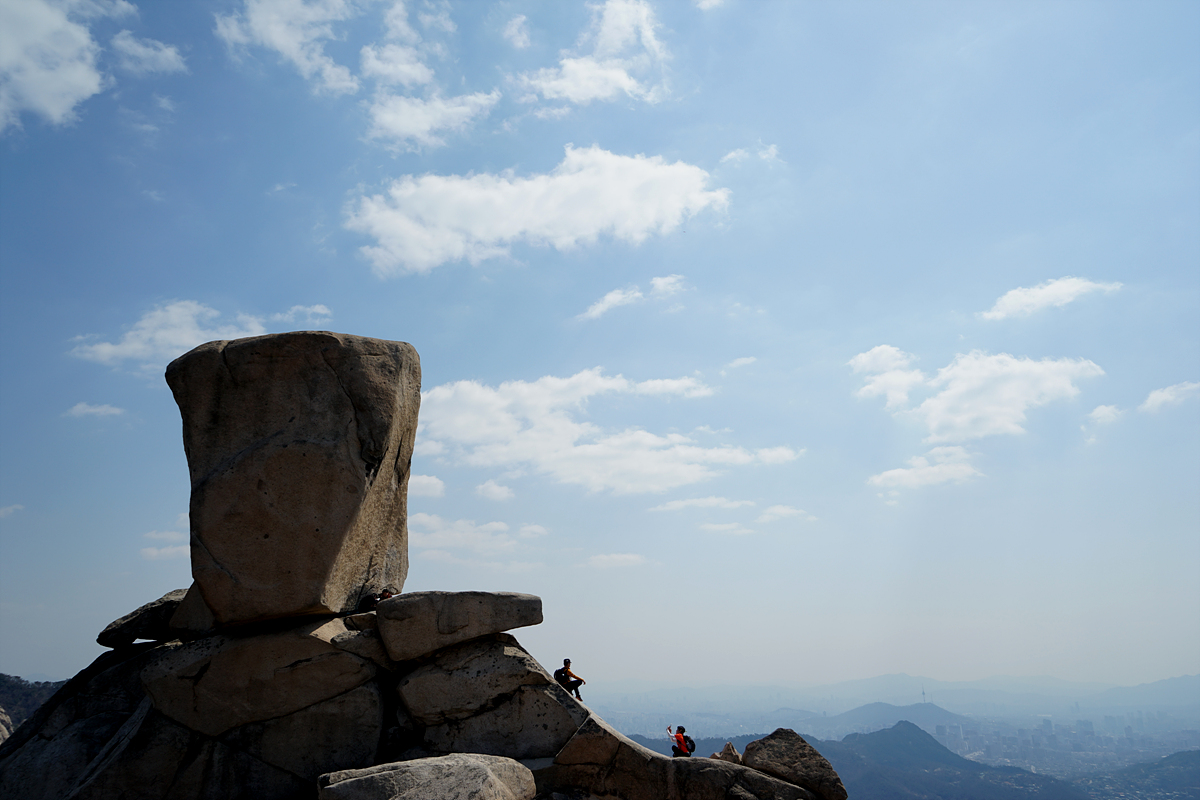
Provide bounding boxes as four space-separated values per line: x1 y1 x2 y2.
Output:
166 331 420 627
711 741 742 764
741 728 846 800
319 753 536 800
97 588 188 648
376 591 542 662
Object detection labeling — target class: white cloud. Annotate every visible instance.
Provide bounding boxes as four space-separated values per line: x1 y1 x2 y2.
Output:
579 287 643 320
144 529 186 541
408 474 445 497
516 0 667 106
360 43 433 87
868 446 982 488
503 15 530 49
419 367 788 494
700 522 753 535
414 439 444 456
915 351 1104 443
1087 405 1123 426
757 143 782 163
519 524 547 538
720 144 781 165
650 274 684 296
346 145 729 275
980 277 1122 320
0 0 127 132
110 30 187 75
756 446 801 464
725 356 756 369
1139 381 1200 413
417 7 455 34
381 0 420 43
476 479 514 501
588 553 645 568
367 89 499 150
70 300 267 372
720 148 748 164
269 303 331 324
849 345 926 410
215 0 360 95
408 512 515 554
649 496 755 511
694 0 726 8
141 544 189 560
756 505 813 523
0 504 24 518
64 402 124 417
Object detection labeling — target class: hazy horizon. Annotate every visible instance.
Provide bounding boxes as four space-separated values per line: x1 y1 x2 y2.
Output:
1 1 1197 689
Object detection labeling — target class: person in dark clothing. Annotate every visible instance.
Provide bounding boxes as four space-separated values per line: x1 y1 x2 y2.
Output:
553 658 585 700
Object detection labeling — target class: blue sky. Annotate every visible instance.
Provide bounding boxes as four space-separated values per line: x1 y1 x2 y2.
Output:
1 0 1197 687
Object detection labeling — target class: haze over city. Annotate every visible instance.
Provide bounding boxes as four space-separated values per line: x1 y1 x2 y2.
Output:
1 0 1197 696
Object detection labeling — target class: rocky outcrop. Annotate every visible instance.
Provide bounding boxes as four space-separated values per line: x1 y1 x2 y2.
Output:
742 728 848 800
537 715 815 800
0 706 11 745
96 588 188 648
165 332 420 628
0 332 846 800
711 741 742 764
376 591 542 662
319 754 536 800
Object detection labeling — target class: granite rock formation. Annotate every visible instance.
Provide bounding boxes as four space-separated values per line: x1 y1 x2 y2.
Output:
166 332 421 627
742 728 848 800
711 742 743 764
0 332 845 800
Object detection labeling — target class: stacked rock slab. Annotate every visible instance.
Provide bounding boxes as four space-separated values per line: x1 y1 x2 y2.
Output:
166 331 421 628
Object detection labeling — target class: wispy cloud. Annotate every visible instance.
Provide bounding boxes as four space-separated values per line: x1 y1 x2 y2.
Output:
111 30 187 75
141 527 188 560
649 496 754 511
502 15 530 49
1139 381 1200 413
650 274 685 297
980 277 1122 320
366 89 501 150
269 304 331 324
516 0 668 107
867 446 982 488
756 505 813 523
64 402 125 417
346 145 728 275
215 0 361 95
408 512 516 554
0 505 24 519
579 287 643 320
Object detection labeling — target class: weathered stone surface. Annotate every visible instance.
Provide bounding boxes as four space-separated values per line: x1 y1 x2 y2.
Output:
376 591 542 662
399 637 550 725
140 619 376 736
223 682 383 781
98 588 188 648
742 728 846 800
166 331 420 627
320 754 536 800
425 683 589 760
711 741 742 764
0 705 11 744
539 716 814 800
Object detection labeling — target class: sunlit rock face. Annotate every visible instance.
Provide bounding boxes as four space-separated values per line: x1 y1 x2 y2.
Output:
165 331 421 627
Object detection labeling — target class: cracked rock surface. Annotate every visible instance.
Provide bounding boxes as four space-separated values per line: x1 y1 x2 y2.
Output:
166 331 420 628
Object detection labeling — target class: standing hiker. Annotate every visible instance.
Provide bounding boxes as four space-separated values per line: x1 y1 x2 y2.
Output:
553 658 586 700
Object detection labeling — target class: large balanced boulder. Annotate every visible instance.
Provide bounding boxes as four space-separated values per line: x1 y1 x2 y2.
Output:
165 332 420 627
376 591 541 662
319 754 535 800
741 728 847 800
